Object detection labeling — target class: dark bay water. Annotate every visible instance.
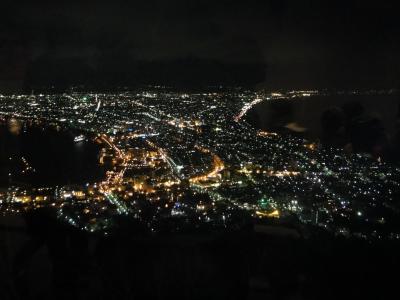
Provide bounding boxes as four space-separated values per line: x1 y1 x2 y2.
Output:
247 94 400 138
0 122 105 187
247 94 400 160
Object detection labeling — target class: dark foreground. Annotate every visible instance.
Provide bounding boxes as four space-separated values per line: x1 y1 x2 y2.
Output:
1 211 399 300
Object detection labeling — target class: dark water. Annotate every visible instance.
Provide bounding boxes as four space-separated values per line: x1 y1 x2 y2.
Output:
0 122 105 187
247 95 400 159
247 95 400 138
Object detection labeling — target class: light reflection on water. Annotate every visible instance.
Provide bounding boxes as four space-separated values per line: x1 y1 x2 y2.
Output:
7 118 22 135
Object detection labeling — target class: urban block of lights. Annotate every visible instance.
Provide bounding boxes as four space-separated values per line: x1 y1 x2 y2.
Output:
0 88 399 240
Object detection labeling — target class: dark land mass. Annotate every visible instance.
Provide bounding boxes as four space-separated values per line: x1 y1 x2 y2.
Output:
1 57 266 94
0 211 399 300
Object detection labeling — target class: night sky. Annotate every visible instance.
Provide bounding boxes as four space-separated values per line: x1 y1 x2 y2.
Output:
1 0 400 91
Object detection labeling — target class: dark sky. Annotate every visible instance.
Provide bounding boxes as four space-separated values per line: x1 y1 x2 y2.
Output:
1 0 400 91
